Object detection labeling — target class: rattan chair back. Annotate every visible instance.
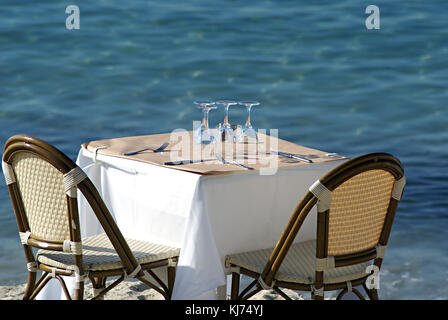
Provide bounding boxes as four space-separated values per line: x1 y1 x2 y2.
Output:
261 153 405 288
8 150 72 241
326 169 395 256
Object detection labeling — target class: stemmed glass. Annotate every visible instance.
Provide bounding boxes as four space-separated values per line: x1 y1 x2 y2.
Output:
194 100 217 144
215 100 237 142
237 101 260 142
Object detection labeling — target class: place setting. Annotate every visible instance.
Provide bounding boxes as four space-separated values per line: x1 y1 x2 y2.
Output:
186 98 345 172
81 99 346 175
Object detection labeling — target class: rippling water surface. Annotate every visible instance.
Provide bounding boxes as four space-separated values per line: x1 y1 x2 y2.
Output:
1 1 447 299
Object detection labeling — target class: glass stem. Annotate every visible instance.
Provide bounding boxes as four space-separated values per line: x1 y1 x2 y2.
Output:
223 106 230 126
202 108 210 130
245 106 252 128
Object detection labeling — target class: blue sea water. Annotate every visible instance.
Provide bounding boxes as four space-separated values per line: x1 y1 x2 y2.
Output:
1 1 447 299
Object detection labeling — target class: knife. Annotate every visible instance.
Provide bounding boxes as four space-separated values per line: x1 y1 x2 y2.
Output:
164 159 215 165
270 150 313 163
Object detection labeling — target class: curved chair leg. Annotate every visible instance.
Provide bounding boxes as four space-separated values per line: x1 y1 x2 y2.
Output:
230 271 240 300
273 286 292 300
336 288 347 300
23 271 36 300
167 266 176 299
368 288 379 300
28 272 53 300
74 281 84 300
337 288 366 300
362 283 379 300
352 288 366 300
54 275 74 300
28 271 76 300
242 286 262 300
72 280 84 300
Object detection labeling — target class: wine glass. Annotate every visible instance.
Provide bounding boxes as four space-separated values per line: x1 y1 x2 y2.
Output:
215 100 237 142
194 100 217 144
237 101 260 142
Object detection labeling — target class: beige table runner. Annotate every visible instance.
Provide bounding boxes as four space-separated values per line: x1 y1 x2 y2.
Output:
82 131 346 175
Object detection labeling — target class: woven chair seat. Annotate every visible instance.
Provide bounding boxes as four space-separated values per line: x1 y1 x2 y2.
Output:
37 233 180 272
226 239 370 285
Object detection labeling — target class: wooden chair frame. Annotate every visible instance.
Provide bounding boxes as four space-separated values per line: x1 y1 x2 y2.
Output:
3 135 177 300
228 153 405 300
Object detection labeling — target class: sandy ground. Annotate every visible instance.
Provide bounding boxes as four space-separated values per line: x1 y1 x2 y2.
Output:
0 279 306 300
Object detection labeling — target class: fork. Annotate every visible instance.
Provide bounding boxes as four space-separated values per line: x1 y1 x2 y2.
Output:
215 153 254 170
123 142 169 156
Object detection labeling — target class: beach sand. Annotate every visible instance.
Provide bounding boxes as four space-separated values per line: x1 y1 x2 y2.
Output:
0 280 306 300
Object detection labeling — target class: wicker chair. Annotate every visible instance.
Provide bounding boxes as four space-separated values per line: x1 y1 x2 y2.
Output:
2 135 179 300
225 153 405 300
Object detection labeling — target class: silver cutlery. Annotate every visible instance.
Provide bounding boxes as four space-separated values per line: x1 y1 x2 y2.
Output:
270 150 313 163
124 142 169 156
164 159 215 165
215 153 254 170
325 153 339 157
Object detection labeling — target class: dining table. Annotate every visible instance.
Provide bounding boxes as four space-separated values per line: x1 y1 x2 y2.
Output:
36 130 347 300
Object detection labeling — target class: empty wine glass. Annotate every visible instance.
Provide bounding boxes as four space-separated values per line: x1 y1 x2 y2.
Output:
215 100 237 142
194 100 217 144
237 101 260 142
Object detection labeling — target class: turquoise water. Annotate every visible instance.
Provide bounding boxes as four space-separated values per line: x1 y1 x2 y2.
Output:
1 1 447 299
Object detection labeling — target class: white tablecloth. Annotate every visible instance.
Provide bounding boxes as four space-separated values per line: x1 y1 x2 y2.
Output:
37 147 344 300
